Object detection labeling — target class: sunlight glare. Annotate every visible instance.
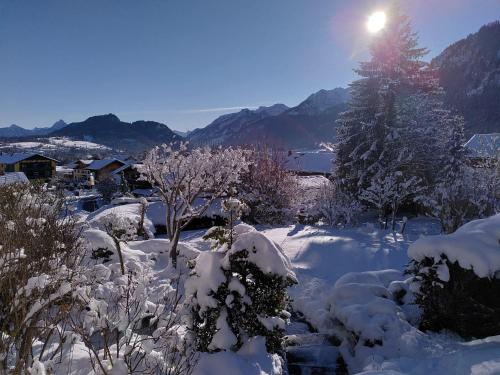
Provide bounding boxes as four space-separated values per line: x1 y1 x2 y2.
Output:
367 11 387 34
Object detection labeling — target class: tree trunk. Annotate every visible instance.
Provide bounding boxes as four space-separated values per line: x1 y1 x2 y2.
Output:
113 238 126 275
170 228 181 269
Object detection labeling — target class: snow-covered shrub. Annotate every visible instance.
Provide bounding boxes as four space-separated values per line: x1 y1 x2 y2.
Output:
67 229 201 374
0 184 83 372
407 214 500 338
88 203 156 240
186 225 297 354
239 147 299 224
360 172 422 230
315 180 362 226
420 166 497 233
204 198 249 250
328 270 420 373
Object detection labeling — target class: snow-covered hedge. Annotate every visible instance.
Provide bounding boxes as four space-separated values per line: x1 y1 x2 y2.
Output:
185 224 297 354
407 214 500 338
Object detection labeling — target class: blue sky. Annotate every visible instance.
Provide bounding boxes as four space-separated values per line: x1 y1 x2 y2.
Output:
1 0 498 131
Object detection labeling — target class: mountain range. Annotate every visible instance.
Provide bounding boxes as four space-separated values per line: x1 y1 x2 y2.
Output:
0 120 67 138
188 88 350 148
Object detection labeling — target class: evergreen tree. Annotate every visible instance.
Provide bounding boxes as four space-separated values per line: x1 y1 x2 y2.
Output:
334 5 464 211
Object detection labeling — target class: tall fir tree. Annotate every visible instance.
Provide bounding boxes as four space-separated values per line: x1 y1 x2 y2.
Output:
334 5 464 210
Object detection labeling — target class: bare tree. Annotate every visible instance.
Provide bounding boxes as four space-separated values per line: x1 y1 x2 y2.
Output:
239 146 299 224
140 143 249 268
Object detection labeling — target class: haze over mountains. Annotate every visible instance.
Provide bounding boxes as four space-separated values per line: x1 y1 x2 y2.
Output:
1 22 499 151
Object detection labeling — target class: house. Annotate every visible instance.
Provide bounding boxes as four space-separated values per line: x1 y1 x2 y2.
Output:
111 163 151 192
464 133 499 167
0 171 29 186
85 158 127 181
0 153 57 182
69 159 94 182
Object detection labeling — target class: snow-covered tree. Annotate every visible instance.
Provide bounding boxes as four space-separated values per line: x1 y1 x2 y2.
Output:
315 180 362 226
334 5 464 215
185 225 297 354
140 143 249 268
360 171 422 229
239 147 298 224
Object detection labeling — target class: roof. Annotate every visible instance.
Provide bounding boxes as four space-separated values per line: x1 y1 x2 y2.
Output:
464 133 500 158
0 152 58 164
85 158 125 171
110 163 143 175
285 150 334 174
0 172 29 186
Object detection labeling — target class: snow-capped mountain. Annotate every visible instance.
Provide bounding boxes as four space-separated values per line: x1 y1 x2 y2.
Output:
188 88 350 149
188 103 289 146
288 88 350 116
0 120 67 138
432 21 500 136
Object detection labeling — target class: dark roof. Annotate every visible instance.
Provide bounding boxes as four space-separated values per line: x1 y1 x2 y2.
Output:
0 153 58 164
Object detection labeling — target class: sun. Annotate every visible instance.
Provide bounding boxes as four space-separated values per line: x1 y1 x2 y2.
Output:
367 11 387 34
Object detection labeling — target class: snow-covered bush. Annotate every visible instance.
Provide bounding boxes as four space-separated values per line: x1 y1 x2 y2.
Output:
140 142 249 268
407 214 500 338
203 198 249 250
67 229 201 374
0 184 83 372
360 172 422 230
239 147 299 224
328 270 420 372
420 166 497 233
315 180 362 226
186 225 297 354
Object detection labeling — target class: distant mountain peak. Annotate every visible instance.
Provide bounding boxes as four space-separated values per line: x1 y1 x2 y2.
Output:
86 113 121 123
289 87 350 116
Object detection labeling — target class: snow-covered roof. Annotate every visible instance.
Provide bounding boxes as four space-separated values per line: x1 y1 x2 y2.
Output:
85 158 125 171
0 152 57 164
464 133 500 158
0 172 29 186
285 150 334 174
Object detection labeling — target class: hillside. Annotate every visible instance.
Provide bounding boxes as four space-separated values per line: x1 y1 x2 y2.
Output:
51 114 182 152
433 21 500 136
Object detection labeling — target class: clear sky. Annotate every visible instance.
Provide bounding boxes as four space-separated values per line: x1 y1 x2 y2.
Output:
1 0 499 131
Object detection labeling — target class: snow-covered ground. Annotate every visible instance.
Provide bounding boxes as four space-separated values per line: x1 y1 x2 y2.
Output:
25 198 500 375
180 217 500 375
0 137 110 151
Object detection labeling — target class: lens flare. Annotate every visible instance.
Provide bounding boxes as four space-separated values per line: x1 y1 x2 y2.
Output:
367 11 387 33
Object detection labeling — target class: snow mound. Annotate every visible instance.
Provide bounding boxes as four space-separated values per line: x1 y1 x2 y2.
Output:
87 203 155 237
329 270 426 373
330 270 412 343
408 214 500 278
224 231 297 281
82 229 116 252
